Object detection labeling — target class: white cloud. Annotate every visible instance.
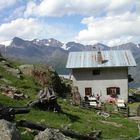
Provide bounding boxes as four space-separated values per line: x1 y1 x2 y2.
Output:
0 18 48 42
107 0 134 15
0 18 76 43
107 36 133 46
22 0 140 46
0 0 17 10
75 12 140 46
1 0 140 46
136 0 140 15
24 0 138 17
24 1 37 17
23 0 108 17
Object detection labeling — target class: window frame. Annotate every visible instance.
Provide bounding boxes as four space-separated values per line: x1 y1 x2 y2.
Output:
85 87 92 96
107 87 120 96
92 69 100 75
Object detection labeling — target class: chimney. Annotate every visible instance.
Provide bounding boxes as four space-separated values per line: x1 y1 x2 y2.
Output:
97 49 103 64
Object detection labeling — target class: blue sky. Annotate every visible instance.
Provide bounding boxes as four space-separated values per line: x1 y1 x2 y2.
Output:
0 0 140 46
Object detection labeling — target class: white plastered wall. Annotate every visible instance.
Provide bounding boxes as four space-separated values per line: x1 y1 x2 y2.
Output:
72 67 128 102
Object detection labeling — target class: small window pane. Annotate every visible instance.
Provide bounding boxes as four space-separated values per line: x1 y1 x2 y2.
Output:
85 88 92 96
92 69 100 75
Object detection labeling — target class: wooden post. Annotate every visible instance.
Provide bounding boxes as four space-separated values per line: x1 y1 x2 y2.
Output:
137 105 140 116
126 106 129 117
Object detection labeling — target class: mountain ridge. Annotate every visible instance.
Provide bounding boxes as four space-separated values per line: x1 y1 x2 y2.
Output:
1 37 140 52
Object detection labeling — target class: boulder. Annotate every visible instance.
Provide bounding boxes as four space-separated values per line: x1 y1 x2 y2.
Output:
1 62 21 78
0 119 21 140
34 128 72 140
7 68 21 78
19 64 34 76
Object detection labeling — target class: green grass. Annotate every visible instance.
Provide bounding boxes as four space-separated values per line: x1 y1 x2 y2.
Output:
0 92 139 140
59 100 138 139
0 95 138 140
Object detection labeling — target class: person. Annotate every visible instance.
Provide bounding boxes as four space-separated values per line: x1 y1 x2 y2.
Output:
84 95 88 102
96 94 101 101
95 94 102 107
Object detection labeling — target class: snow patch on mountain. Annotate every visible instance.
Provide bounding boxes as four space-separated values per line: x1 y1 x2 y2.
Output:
61 43 70 50
45 43 50 46
48 39 51 43
137 44 140 48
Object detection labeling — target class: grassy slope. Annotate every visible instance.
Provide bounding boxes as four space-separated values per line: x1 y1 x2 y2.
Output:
0 59 139 140
0 94 138 139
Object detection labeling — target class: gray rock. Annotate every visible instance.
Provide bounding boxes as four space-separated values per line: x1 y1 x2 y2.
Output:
34 128 72 140
7 68 21 78
19 64 34 76
0 119 21 140
0 84 25 99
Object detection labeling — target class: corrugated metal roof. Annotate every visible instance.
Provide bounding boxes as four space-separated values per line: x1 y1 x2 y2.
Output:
66 50 136 68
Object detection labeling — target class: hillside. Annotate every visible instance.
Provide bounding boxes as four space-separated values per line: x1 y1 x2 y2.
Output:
0 53 70 98
0 54 139 139
0 37 140 87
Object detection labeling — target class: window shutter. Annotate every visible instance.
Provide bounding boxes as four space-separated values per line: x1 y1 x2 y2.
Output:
107 88 110 95
116 87 120 95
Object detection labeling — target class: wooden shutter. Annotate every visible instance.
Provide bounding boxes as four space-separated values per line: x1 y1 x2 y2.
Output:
107 88 110 95
116 87 120 95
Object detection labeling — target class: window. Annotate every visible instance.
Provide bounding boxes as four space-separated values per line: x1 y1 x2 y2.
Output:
92 69 100 75
107 87 120 97
85 88 92 96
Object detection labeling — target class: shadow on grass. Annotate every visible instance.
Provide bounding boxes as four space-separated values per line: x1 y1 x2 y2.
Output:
27 100 80 122
60 111 80 122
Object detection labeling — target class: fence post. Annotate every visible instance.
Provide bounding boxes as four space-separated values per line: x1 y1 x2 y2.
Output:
137 105 140 116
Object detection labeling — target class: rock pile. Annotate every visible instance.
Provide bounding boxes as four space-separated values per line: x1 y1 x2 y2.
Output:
0 85 27 99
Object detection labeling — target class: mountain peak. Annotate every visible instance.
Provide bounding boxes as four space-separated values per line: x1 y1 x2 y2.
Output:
13 37 24 42
112 42 139 54
12 37 25 46
47 38 58 42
